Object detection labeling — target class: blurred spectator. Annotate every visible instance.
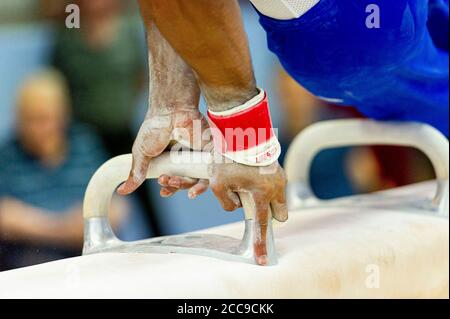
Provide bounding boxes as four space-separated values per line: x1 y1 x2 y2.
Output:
276 68 357 199
52 0 145 155
0 0 38 24
276 68 435 198
0 70 128 270
51 0 158 233
349 146 435 193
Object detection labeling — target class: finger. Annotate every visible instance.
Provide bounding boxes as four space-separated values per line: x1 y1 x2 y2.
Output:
158 174 171 187
160 186 178 197
252 192 270 266
188 179 209 199
168 176 198 189
117 153 151 195
271 191 288 222
160 175 208 198
117 121 171 195
211 184 241 211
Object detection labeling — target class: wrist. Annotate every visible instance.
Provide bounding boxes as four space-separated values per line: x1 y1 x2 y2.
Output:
149 78 201 117
207 88 281 167
149 91 200 118
204 84 259 113
148 101 198 117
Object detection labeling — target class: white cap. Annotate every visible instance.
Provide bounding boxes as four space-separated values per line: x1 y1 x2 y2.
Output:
250 0 320 20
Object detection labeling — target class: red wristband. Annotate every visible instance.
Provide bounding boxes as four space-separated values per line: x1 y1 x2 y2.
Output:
207 89 281 166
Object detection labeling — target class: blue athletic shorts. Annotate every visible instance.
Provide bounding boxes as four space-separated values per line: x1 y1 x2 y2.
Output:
255 0 449 135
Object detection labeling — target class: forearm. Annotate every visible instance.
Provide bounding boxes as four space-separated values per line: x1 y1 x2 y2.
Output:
142 10 201 116
118 10 213 194
140 0 258 111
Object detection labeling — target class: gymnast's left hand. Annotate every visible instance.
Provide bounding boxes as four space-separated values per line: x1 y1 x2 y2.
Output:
158 153 288 266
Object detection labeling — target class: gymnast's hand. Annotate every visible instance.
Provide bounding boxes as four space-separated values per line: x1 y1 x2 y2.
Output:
117 20 209 196
158 154 288 266
117 105 210 196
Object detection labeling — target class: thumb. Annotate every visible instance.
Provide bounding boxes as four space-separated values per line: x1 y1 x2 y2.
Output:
271 190 288 223
116 151 151 195
117 119 172 195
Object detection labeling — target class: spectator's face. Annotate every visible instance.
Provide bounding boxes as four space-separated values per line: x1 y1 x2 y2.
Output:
17 83 68 159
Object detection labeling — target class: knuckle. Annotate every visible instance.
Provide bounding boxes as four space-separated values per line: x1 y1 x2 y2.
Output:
259 182 274 194
223 204 236 212
210 181 224 194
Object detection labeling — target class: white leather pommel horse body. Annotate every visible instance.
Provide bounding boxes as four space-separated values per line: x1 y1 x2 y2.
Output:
0 120 448 299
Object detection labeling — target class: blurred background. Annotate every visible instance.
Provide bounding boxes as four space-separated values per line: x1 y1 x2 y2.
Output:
0 0 435 271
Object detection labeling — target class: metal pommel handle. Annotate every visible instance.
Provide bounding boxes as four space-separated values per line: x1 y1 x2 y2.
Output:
284 119 449 216
83 151 277 265
84 152 209 219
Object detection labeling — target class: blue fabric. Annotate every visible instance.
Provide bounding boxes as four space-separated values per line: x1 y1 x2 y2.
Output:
427 0 449 51
256 0 449 135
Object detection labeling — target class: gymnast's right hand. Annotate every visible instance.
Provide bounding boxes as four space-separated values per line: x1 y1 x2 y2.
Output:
117 104 210 196
117 19 209 196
